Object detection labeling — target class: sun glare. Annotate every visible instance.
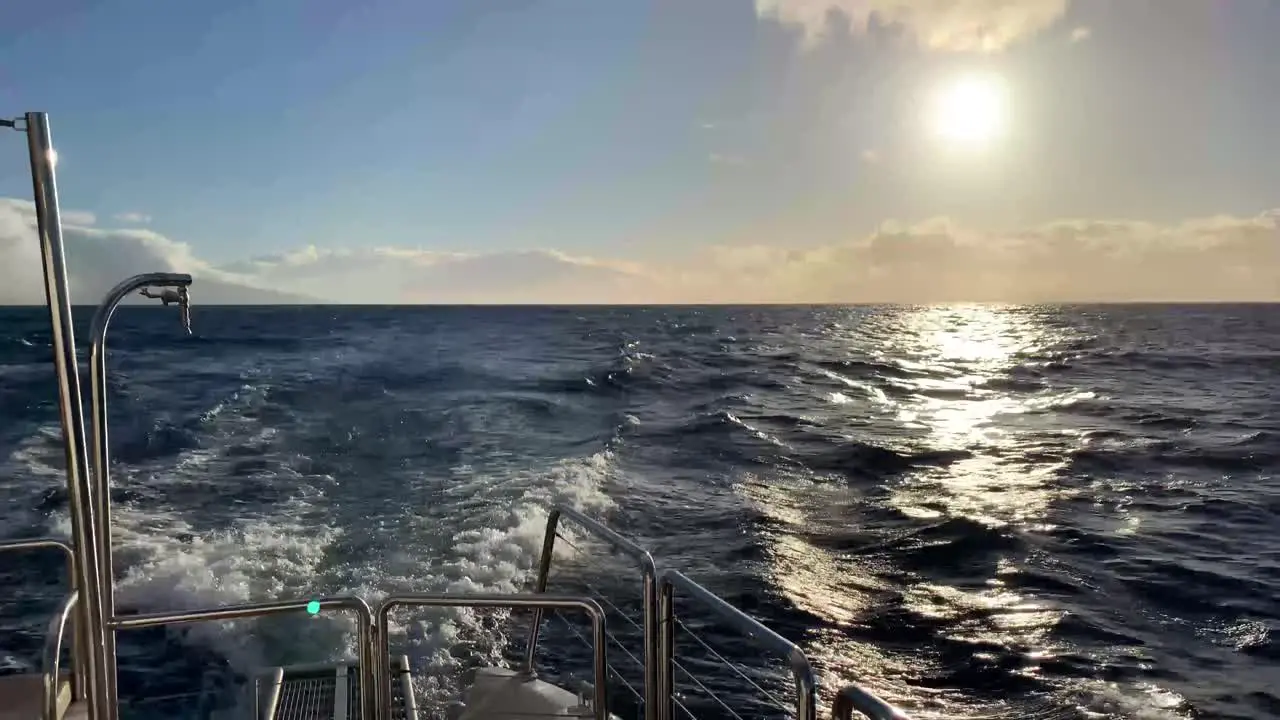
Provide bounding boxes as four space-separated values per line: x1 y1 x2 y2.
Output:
931 73 1009 147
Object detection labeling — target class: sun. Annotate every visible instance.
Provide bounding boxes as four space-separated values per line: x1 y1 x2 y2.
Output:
931 73 1009 147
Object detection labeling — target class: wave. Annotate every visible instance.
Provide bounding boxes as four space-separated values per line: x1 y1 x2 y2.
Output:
0 304 1276 719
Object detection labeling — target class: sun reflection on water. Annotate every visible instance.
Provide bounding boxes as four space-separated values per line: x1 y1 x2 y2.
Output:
735 474 922 712
888 307 1075 692
737 305 1095 717
889 305 1077 529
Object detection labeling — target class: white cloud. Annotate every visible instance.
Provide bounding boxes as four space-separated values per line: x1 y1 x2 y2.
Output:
1070 26 1091 43
0 195 1276 305
221 245 655 304
709 152 748 167
64 210 98 226
683 213 1279 303
1 198 96 227
0 198 287 304
756 0 1072 52
114 211 152 225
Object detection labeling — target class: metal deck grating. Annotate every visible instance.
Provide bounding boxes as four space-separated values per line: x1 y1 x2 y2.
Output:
275 676 336 720
262 659 415 720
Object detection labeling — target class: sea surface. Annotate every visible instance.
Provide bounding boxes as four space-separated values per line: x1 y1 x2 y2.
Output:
0 304 1276 720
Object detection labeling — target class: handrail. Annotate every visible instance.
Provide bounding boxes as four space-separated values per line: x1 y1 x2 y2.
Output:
0 537 75 556
0 538 86 700
658 568 817 720
41 589 79 720
89 272 193 720
529 505 659 720
832 684 912 720
110 596 377 720
378 593 609 720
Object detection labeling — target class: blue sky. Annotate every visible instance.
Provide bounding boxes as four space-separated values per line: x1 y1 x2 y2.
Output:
0 0 1277 303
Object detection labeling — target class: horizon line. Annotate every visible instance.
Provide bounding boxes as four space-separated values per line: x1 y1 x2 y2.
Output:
2 301 1278 309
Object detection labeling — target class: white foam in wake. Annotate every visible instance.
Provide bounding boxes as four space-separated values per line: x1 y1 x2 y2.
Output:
359 450 618 707
6 380 620 714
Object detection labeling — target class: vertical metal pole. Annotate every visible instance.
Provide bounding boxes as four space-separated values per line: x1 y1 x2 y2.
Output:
61 549 87 701
359 616 377 720
641 568 658 720
395 655 416 720
524 509 560 674
88 302 120 720
657 580 674 720
375 605 393 720
586 601 609 720
792 649 817 720
25 111 106 720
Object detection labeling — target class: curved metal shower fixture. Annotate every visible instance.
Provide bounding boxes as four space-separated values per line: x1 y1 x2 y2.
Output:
88 272 193 718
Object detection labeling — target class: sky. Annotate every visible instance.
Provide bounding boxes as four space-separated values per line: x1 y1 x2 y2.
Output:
0 0 1277 304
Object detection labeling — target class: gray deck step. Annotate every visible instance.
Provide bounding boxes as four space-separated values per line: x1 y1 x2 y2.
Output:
0 674 83 720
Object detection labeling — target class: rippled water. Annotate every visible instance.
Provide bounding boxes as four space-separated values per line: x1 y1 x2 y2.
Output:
0 304 1276 719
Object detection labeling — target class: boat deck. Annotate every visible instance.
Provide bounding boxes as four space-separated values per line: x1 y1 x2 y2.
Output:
0 674 83 720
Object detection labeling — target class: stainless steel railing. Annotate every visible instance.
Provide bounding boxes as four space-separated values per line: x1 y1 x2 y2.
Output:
377 593 609 720
529 506 659 720
831 684 911 720
110 596 378 720
658 569 816 720
0 538 86 702
526 505 913 720
41 589 79 720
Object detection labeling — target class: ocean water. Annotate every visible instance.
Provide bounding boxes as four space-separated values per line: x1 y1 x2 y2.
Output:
0 304 1276 720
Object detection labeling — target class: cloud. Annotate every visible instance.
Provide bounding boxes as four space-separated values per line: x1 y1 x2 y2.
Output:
682 213 1279 303
708 152 748 167
64 210 98 226
0 198 194 303
0 195 1276 305
755 0 1072 52
114 212 152 225
223 245 655 304
1069 26 1091 43
0 198 304 305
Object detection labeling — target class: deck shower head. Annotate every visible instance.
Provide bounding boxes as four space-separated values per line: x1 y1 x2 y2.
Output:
179 286 192 335
137 284 193 335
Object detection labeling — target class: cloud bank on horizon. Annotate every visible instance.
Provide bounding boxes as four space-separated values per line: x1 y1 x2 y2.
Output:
1 197 1275 305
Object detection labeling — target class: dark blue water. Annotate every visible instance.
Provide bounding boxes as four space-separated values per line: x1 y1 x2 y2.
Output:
1 304 1276 719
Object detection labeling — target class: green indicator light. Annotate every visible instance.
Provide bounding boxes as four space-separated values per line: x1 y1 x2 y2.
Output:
306 600 321 615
